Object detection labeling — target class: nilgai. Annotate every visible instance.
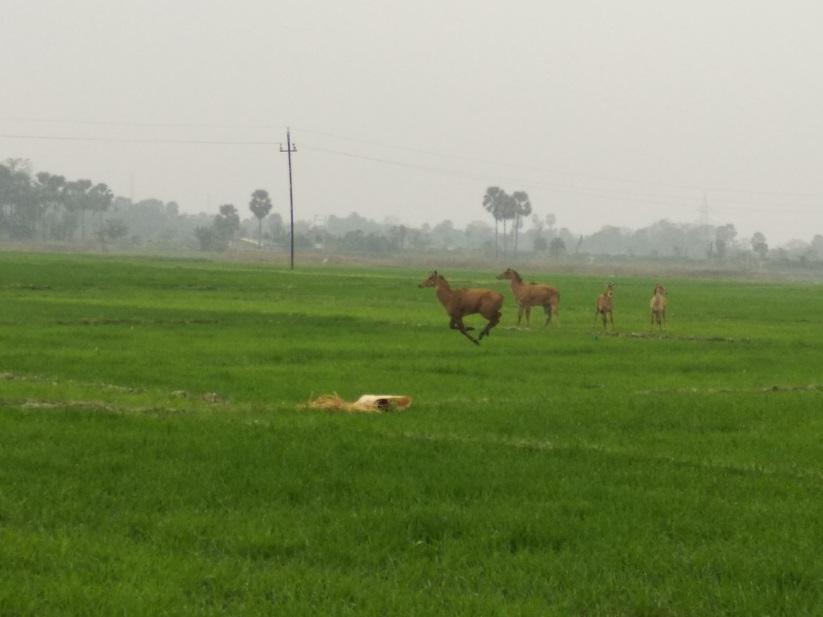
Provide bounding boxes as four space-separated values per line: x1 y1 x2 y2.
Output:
418 271 503 345
496 268 560 327
594 283 615 330
650 284 667 329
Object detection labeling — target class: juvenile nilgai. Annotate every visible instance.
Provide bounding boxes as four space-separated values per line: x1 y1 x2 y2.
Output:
594 283 615 330
650 284 667 329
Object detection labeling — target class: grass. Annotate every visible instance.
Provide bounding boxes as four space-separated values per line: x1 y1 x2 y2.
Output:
1 251 823 616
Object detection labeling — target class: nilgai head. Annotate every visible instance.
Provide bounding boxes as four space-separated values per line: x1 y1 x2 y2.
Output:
496 268 517 280
418 270 441 288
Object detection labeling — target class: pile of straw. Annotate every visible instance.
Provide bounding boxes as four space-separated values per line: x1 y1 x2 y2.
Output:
306 393 412 414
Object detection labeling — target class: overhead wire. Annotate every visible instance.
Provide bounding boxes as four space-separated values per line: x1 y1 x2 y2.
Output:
0 132 280 146
1 122 821 217
3 115 823 201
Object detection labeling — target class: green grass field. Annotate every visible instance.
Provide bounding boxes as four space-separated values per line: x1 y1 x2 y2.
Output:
1 251 822 616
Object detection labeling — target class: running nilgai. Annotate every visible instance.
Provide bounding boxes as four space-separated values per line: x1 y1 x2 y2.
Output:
496 268 560 327
418 271 503 345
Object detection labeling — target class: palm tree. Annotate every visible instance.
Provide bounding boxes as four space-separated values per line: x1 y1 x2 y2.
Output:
63 179 92 241
249 189 273 247
482 186 505 258
34 172 66 241
499 194 513 258
0 163 34 239
511 191 532 257
89 183 113 234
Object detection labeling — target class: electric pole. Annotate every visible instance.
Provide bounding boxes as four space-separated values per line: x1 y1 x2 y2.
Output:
280 128 297 269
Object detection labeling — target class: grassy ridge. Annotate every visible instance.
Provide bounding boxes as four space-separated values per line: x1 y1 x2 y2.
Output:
1 251 822 616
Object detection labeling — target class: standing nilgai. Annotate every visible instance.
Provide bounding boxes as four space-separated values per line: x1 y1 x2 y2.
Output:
496 268 560 327
650 284 667 329
593 282 615 330
418 271 503 345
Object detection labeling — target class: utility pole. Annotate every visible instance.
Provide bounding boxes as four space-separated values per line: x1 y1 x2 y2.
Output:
280 128 297 269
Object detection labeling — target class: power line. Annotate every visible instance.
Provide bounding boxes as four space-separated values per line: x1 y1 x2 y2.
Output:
0 132 279 146
1 116 281 131
5 115 823 200
301 144 823 214
3 129 822 214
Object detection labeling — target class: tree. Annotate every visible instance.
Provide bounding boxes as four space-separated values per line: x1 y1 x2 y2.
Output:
811 235 823 260
88 183 114 234
389 225 408 251
33 172 66 240
549 237 566 257
214 204 240 243
751 232 768 259
714 224 737 259
511 191 532 256
194 225 221 251
63 179 93 241
98 219 129 247
465 220 494 250
499 193 517 257
431 219 457 249
268 212 284 240
248 189 273 247
0 162 36 239
586 225 628 255
482 186 507 258
195 204 240 252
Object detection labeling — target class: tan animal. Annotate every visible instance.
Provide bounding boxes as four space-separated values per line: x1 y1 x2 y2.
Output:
593 282 615 330
418 271 503 345
496 268 559 327
650 284 667 328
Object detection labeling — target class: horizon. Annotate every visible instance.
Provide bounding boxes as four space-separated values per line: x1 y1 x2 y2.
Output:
2 2 821 245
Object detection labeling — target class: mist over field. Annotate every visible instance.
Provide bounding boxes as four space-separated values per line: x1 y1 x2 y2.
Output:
2 1 823 252
2 157 823 278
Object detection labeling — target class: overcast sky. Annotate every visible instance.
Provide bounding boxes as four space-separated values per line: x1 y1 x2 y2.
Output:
1 1 822 243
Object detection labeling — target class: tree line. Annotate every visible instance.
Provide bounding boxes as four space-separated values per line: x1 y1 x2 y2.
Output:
0 158 276 251
0 159 114 243
3 158 821 265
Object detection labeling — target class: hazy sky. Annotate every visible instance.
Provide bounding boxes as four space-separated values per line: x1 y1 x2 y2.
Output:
2 1 822 243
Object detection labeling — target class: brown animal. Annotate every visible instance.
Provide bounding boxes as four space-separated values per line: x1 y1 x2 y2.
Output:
593 282 615 330
650 284 667 328
418 271 503 345
496 268 559 327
